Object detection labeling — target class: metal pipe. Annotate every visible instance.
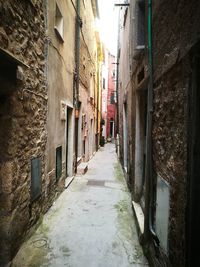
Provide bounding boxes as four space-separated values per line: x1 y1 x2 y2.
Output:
74 0 81 108
143 0 159 245
96 67 99 151
74 0 81 172
116 8 120 137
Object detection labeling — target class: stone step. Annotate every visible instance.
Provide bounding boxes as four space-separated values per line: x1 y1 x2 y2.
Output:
132 200 144 234
65 176 74 188
77 162 88 175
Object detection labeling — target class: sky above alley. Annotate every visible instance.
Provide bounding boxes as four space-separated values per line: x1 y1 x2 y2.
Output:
97 0 118 55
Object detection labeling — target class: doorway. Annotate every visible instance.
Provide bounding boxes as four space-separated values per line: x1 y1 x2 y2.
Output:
123 103 128 172
187 54 200 266
66 107 73 177
134 89 147 204
89 119 94 158
110 119 114 139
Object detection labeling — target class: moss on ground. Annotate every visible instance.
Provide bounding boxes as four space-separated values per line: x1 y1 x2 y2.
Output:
114 161 126 187
114 197 144 263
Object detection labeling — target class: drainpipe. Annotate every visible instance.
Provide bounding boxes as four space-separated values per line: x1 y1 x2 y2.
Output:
96 65 99 151
143 0 159 246
74 0 81 171
115 7 120 153
74 0 81 107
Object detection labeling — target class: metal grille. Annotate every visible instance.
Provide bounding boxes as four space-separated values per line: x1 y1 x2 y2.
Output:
31 157 41 201
56 146 62 180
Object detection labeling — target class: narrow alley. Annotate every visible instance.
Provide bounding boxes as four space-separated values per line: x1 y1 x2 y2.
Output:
1 0 200 266
12 144 148 267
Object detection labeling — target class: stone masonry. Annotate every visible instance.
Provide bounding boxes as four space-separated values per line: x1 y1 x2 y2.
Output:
0 1 47 265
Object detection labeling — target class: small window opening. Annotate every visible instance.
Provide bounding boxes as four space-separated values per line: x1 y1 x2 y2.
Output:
110 92 115 104
55 3 64 42
136 0 145 48
103 78 105 89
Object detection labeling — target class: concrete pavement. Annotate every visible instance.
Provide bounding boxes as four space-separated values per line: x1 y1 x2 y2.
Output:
12 143 148 267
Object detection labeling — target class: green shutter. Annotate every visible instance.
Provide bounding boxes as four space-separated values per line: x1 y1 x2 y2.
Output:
56 146 62 180
31 157 42 201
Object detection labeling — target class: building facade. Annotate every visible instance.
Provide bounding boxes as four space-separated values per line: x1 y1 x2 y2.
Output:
76 0 101 164
106 53 116 141
101 50 116 143
45 0 76 211
0 1 47 264
118 0 200 266
0 0 101 265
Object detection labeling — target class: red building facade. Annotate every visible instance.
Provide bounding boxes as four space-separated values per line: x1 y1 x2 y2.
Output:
106 53 116 140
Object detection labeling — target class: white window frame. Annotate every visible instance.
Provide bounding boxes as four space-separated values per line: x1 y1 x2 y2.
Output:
54 3 64 42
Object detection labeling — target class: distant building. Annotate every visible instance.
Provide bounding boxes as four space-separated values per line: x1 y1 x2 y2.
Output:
101 50 116 143
76 0 102 164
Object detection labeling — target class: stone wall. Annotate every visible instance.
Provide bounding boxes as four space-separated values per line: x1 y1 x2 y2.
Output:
0 1 48 264
118 0 200 265
151 0 200 265
152 63 187 267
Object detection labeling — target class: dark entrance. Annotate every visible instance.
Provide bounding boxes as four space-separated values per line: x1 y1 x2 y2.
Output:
187 53 200 266
66 107 72 177
110 119 114 138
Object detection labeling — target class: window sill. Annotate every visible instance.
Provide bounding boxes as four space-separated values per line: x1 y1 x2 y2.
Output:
54 27 64 43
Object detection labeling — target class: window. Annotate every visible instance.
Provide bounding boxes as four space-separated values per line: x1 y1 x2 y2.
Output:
110 93 115 104
112 69 116 79
56 146 62 180
31 157 42 201
103 78 105 89
54 3 64 42
135 0 145 48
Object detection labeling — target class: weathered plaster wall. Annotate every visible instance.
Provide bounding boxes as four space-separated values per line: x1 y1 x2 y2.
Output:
118 7 134 185
78 0 98 161
46 0 75 179
0 0 47 264
101 51 109 140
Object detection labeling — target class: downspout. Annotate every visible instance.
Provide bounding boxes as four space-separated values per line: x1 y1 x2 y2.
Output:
116 7 120 151
96 63 99 151
74 0 82 171
143 0 159 245
116 46 120 135
74 0 81 107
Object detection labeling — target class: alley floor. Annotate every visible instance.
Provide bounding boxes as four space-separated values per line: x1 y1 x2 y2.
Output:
12 144 148 267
